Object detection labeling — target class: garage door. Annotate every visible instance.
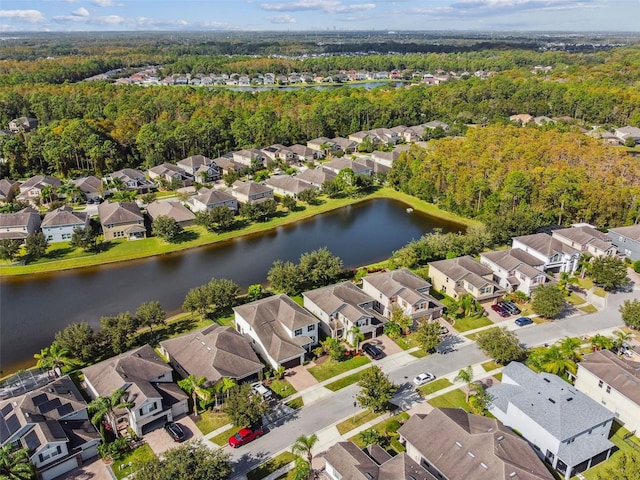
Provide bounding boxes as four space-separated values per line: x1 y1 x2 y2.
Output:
41 457 79 480
141 415 169 435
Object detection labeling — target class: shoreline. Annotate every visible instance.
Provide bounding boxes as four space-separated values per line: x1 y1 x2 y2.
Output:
0 188 477 278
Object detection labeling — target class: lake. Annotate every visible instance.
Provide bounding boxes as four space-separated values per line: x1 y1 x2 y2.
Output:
0 198 464 373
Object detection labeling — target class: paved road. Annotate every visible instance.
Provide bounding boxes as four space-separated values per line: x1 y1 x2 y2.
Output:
226 274 639 477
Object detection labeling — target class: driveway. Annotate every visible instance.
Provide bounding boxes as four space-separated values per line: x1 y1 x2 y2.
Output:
286 364 318 392
363 334 402 356
144 415 202 456
58 457 112 480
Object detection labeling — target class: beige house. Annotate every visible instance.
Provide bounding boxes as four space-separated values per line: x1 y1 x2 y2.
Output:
428 256 503 301
98 201 146 241
146 200 195 227
0 207 42 241
264 175 318 198
230 180 274 204
551 225 617 258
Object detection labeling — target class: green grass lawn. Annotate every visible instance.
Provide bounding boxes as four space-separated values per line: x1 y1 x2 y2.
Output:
593 287 607 297
575 423 640 480
428 388 472 412
394 332 422 350
307 356 370 382
493 372 503 382
348 412 410 451
195 410 231 436
452 315 493 332
566 292 586 306
481 360 502 372
247 452 297 480
269 379 297 399
336 409 385 435
285 397 304 409
579 304 598 314
576 277 595 290
325 371 365 391
210 426 237 446
112 444 155 480
411 349 428 358
416 378 452 397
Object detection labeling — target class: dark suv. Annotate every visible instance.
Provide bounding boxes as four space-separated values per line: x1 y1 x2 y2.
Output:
500 301 521 315
362 343 384 360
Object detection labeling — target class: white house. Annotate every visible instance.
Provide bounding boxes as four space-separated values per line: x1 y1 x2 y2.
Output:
188 188 238 213
428 256 504 301
512 233 581 273
551 225 617 258
575 350 640 437
233 294 319 369
487 362 614 479
264 175 319 198
82 345 188 437
614 125 640 145
41 206 89 243
480 248 547 296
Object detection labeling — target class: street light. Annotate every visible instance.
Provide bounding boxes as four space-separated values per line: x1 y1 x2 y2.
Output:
353 399 357 423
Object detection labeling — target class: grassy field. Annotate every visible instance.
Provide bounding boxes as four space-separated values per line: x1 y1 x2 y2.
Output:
0 187 473 277
481 360 502 372
247 452 297 480
428 388 472 412
307 356 370 382
566 292 586 306
194 410 231 436
210 426 237 446
325 371 365 391
111 444 155 480
336 409 385 435
416 378 452 397
452 315 493 332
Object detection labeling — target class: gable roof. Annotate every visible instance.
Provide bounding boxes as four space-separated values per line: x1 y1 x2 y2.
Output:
578 350 640 406
513 233 579 257
73 176 103 194
608 224 640 242
177 155 213 169
481 249 545 279
146 200 195 223
296 167 336 186
41 206 88 228
19 175 62 191
0 210 40 230
97 201 143 225
398 409 554 480
160 325 263 386
363 269 443 308
304 281 379 324
264 175 318 195
552 226 614 252
0 179 18 197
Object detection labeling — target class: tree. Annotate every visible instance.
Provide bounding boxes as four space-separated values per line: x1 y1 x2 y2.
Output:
282 195 297 212
620 299 640 329
596 451 640 480
297 188 319 205
178 374 210 416
54 322 99 363
531 283 566 319
356 366 397 413
152 215 183 242
207 278 240 311
298 247 344 287
290 457 311 480
359 428 383 447
33 343 74 376
415 320 442 354
183 285 211 318
537 345 578 376
291 433 318 466
247 284 264 301
589 334 614 351
389 304 413 335
0 444 35 480
321 337 346 361
88 389 133 443
383 319 402 339
70 225 100 252
135 301 166 333
589 256 629 291
558 336 583 363
468 383 493 416
267 260 304 295
454 365 474 402
348 325 365 352
100 312 139 355
195 206 235 233
0 239 21 261
24 232 48 261
475 327 527 364
224 383 268 428
133 441 232 480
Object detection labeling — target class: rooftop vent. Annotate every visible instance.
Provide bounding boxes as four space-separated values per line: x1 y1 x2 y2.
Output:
567 397 573 402
468 451 475 458
549 398 556 404
543 378 550 383
480 462 488 470
497 435 504 441
455 442 463 448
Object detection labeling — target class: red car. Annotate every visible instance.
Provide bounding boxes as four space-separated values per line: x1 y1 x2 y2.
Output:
228 427 264 448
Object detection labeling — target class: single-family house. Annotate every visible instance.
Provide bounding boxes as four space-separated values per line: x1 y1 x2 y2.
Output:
368 128 399 145
303 281 386 343
371 145 411 168
323 158 373 176
41 206 89 243
614 126 640 145
607 224 640 261
510 114 534 125
16 175 63 205
534 116 555 126
8 116 38 133
230 180 274 204
73 176 103 201
480 248 547 296
0 376 101 480
307 137 334 153
428 256 503 301
146 200 195 227
262 144 295 163
512 233 581 273
106 168 154 193
585 129 621 145
212 155 245 175
487 362 614 479
361 268 445 323
324 442 431 480
176 155 219 180
296 167 337 188
398 124 426 142
423 120 450 132
159 325 263 388
331 137 359 153
289 144 324 162
232 149 266 168
398 408 553 480
551 225 617 258
349 131 379 146
233 294 319 369
187 188 238 213
147 163 193 188
97 201 146 241
264 175 319 198
82 345 188 437
0 179 19 203
0 207 42 241
575 350 640 436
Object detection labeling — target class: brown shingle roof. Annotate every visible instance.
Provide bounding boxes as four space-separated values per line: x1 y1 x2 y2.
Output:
41 206 88 228
98 201 143 225
513 233 579 257
146 200 195 223
578 350 640 406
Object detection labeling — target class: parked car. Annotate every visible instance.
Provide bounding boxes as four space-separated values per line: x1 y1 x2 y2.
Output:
362 343 384 360
500 301 521 315
251 382 272 399
228 426 264 448
164 422 185 442
491 304 510 318
515 316 533 327
413 372 436 386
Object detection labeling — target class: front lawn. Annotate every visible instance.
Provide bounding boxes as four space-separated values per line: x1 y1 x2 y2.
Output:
210 426 237 446
269 379 297 399
112 443 155 480
416 378 452 397
336 409 385 435
195 410 231 436
481 360 502 372
576 423 640 480
579 304 598 314
348 412 410 452
427 388 472 412
325 371 365 391
451 315 493 332
592 287 607 298
307 356 370 382
247 451 297 480
394 332 422 350
566 292 586 306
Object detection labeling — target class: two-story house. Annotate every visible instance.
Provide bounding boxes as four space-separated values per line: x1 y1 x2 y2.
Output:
487 362 614 479
73 176 103 202
159 325 263 388
480 248 547 296
289 144 324 162
428 256 503 301
41 206 89 243
97 201 146 241
512 233 580 273
16 175 62 205
361 269 444 324
607 224 640 261
147 163 193 188
0 179 19 203
264 175 319 198
0 207 42 242
106 168 154 194
232 149 266 168
262 144 295 163
303 281 386 344
0 376 101 480
575 350 640 437
398 408 553 480
296 167 337 188
233 294 319 369
187 188 238 213
176 155 220 181
230 180 274 204
82 345 188 437
323 158 373 176
551 225 617 258
146 200 196 228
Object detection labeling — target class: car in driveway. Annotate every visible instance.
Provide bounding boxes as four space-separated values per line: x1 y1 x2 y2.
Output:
164 422 185 442
251 382 272 400
500 301 521 315
491 304 510 318
413 372 436 386
362 343 384 360
515 316 533 327
228 426 265 448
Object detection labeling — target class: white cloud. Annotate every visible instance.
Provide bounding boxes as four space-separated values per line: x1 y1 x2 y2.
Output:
91 0 115 7
72 8 90 17
63 0 79 3
265 14 296 23
0 10 46 23
259 0 375 14
53 13 125 25
409 0 602 17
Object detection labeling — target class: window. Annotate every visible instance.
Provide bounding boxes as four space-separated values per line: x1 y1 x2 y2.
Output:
47 236 53 241
480 285 493 294
38 445 62 463
294 328 302 336
598 380 603 388
606 386 611 394
140 402 157 416
307 324 315 332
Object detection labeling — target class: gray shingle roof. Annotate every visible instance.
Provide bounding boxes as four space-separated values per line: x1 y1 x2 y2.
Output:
73 176 102 194
41 206 88 228
264 175 318 195
364 268 444 310
303 281 379 324
608 224 640 242
481 249 544 279
146 200 195 223
232 180 273 197
297 167 336 186
513 233 579 257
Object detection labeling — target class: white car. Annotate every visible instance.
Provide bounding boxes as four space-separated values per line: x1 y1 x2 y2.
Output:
413 373 436 386
252 382 272 399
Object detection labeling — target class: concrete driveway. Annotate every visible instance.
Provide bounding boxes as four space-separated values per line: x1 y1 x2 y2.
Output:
363 334 403 356
286 365 319 392
144 415 202 456
58 458 112 480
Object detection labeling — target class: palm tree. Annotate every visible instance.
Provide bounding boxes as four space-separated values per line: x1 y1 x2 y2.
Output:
88 389 133 443
540 345 577 377
454 365 474 402
612 330 631 349
590 334 614 352
291 433 319 467
559 337 583 363
178 374 210 416
33 343 74 376
0 445 35 480
215 377 237 408
359 428 382 447
348 325 365 352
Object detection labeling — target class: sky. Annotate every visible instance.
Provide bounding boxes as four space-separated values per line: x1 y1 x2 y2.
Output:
1 1 639 33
